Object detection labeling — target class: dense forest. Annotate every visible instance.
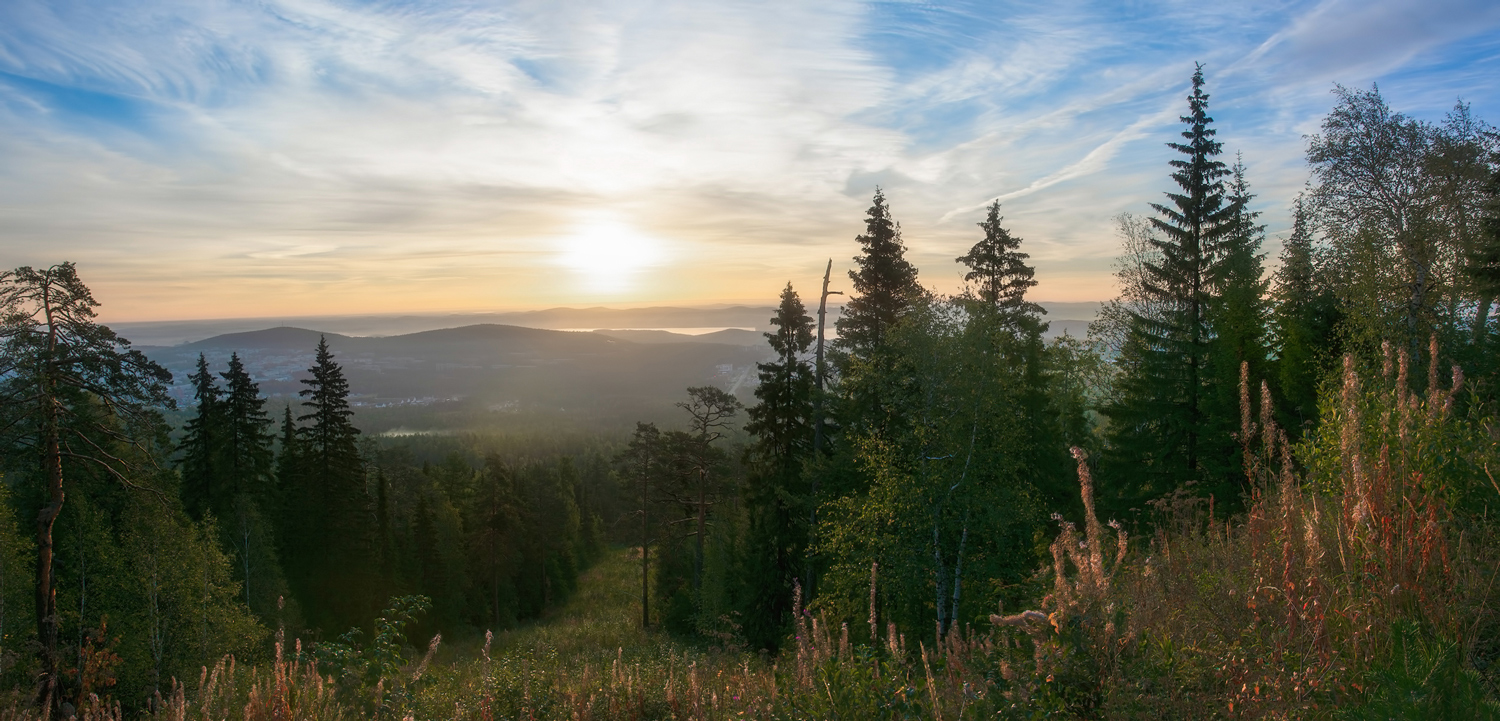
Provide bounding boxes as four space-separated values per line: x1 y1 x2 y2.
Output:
2 67 1500 718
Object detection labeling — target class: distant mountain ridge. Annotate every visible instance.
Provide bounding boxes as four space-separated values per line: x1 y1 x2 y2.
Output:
120 306 780 347
143 323 772 427
183 326 350 351
115 301 1101 347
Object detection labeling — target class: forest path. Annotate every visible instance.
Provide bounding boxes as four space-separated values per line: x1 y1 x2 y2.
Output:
481 546 738 673
412 547 780 719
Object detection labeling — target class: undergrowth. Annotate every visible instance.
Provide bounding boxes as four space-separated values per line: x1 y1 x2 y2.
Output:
3 344 1498 719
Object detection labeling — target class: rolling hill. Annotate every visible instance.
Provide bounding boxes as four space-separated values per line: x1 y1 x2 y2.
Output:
145 324 771 431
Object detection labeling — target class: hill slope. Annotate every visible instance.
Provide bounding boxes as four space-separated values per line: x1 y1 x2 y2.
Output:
145 323 769 428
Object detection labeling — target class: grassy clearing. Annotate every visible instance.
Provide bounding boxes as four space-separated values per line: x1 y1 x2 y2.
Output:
483 546 688 667
409 543 1012 720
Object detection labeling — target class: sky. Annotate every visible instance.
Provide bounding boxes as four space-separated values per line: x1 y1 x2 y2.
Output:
1 0 1498 322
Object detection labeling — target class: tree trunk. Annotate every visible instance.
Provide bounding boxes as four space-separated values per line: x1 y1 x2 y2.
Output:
1474 295 1492 344
948 512 970 634
641 470 650 629
695 468 707 593
33 283 64 709
241 507 253 609
74 545 86 704
807 259 840 598
35 387 63 707
932 518 947 637
814 259 834 455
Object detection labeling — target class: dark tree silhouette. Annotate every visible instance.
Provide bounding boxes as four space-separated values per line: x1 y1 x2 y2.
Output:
836 188 921 357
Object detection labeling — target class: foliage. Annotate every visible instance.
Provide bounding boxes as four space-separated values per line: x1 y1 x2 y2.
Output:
957 200 1043 322
737 285 816 651
284 337 372 633
835 188 922 359
818 297 1045 639
0 262 174 707
313 595 436 713
1101 65 1255 516
9 59 1500 721
1272 195 1344 435
0 483 34 689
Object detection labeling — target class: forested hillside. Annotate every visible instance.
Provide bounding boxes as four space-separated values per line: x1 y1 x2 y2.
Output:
2 67 1499 718
141 324 771 433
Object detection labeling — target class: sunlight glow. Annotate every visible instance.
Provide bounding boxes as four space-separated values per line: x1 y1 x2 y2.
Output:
554 214 669 295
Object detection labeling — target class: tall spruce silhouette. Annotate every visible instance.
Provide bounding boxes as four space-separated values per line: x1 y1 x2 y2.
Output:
220 352 274 502
289 336 370 630
740 283 815 649
1102 65 1245 508
179 353 221 519
958 200 1043 322
836 188 921 357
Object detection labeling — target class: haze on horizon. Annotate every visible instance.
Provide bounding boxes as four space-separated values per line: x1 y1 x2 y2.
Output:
2 0 1498 322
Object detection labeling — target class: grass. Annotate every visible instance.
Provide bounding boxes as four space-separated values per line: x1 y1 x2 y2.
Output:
409 545 1015 720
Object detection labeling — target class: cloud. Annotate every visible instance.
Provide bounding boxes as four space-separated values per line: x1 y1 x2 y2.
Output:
937 105 1176 223
0 0 1497 319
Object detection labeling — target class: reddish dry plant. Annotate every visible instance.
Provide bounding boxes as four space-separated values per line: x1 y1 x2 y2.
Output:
986 343 1480 718
1214 346 1462 716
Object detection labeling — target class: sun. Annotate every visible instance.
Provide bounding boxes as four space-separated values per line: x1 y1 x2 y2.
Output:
555 213 668 295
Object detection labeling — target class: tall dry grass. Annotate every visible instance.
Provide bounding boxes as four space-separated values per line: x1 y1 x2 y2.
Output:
0 633 349 721
980 343 1500 718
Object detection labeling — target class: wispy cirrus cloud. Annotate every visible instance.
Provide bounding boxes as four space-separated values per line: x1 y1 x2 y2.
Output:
0 0 1496 319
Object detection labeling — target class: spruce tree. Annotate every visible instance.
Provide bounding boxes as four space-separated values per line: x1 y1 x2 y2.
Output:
291 337 370 630
836 188 921 357
218 352 283 617
220 352 274 502
1273 196 1343 433
740 283 815 649
1201 159 1271 501
834 188 923 444
179 353 221 519
1101 64 1244 508
958 200 1043 322
954 203 1068 509
746 284 816 474
274 403 300 536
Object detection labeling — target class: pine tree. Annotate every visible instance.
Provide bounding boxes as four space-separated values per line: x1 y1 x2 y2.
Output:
958 201 1043 322
673 387 740 596
740 283 815 649
617 423 662 629
179 354 222 519
836 188 921 357
1101 65 1244 507
0 263 172 706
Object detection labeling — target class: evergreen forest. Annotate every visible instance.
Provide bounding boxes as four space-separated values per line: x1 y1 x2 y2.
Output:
3 68 1500 719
